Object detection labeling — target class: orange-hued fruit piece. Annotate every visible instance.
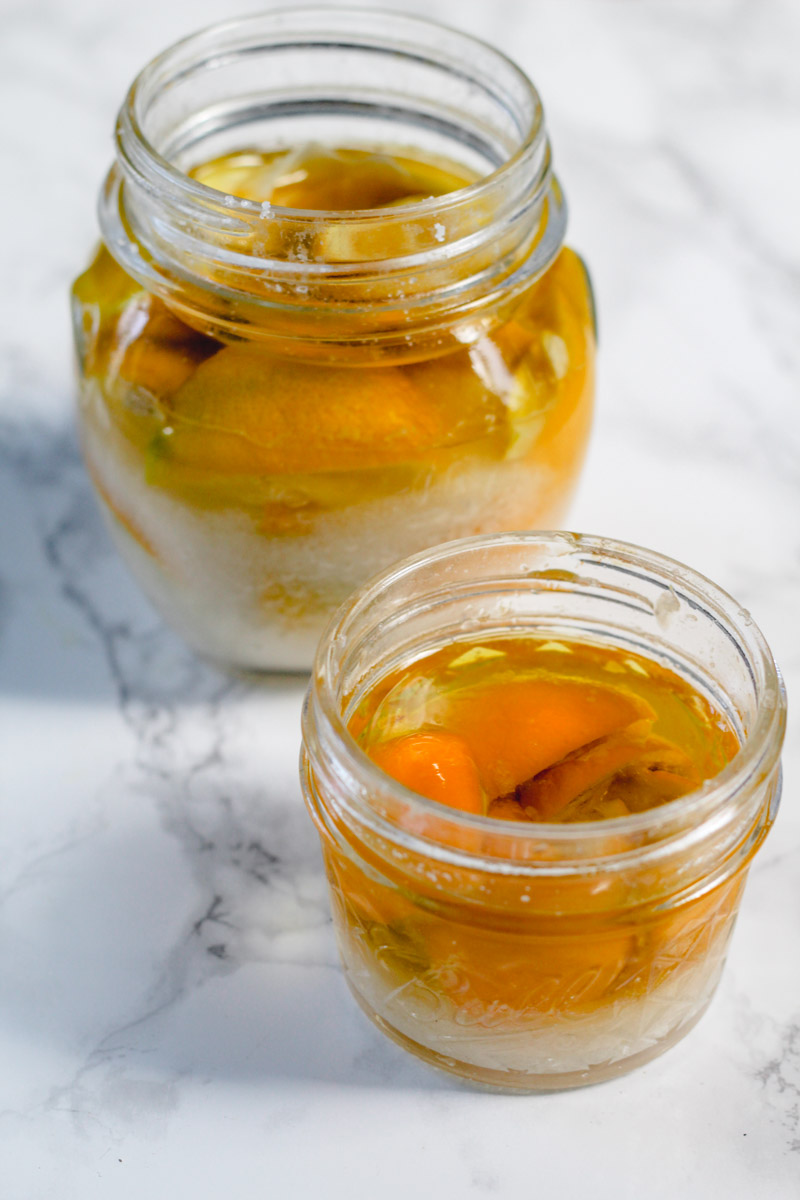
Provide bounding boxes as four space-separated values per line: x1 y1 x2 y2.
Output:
517 728 698 821
445 677 654 799
369 731 484 815
117 296 219 400
159 347 476 475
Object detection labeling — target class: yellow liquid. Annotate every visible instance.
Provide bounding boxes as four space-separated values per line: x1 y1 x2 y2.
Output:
354 636 739 823
192 144 475 208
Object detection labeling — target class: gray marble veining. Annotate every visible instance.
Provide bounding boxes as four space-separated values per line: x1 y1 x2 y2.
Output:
1 1 798 1196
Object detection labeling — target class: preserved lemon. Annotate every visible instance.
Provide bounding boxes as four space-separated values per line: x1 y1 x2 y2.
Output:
356 637 737 819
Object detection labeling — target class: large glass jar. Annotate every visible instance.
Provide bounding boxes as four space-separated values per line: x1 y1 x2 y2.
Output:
71 10 595 672
301 532 786 1090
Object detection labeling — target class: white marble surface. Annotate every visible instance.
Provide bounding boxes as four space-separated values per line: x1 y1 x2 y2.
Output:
1 0 799 1195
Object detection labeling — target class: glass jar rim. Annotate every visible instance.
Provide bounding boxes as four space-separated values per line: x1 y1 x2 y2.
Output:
99 7 567 351
117 6 545 225
303 531 786 873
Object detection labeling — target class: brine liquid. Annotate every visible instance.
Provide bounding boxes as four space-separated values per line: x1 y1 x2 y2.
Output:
354 636 739 823
191 144 475 208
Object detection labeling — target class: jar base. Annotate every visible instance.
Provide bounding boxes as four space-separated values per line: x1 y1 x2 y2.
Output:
345 975 715 1092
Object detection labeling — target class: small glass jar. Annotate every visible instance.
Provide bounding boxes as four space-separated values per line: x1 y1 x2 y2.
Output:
71 9 595 672
301 532 785 1090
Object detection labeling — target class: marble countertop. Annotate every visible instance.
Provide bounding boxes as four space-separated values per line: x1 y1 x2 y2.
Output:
1 0 798 1195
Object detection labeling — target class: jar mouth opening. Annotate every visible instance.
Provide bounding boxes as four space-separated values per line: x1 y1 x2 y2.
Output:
305 531 786 868
119 6 545 226
102 7 566 347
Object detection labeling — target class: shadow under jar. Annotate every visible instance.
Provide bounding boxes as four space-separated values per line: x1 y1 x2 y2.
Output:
71 9 596 672
301 533 786 1090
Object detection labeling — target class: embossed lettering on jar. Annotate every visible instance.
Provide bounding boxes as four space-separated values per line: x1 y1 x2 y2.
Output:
71 10 596 671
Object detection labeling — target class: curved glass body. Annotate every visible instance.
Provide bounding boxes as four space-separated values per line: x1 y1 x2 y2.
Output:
302 533 785 1090
71 10 595 671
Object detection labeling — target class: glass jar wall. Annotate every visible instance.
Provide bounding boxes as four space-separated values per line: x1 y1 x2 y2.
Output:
72 10 595 671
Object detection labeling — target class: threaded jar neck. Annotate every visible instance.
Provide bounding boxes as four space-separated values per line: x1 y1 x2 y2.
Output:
99 8 566 356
